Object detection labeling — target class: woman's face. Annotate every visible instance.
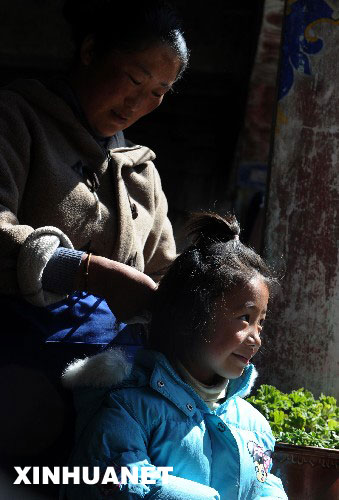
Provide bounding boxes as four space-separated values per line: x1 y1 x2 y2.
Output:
72 41 182 137
182 277 269 385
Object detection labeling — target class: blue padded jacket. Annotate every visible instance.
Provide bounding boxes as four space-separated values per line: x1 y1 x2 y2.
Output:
63 348 288 500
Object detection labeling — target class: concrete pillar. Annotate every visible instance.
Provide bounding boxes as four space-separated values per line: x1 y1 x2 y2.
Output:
261 0 339 398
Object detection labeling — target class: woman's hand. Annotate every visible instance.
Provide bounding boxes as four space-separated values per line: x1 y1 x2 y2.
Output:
74 254 157 322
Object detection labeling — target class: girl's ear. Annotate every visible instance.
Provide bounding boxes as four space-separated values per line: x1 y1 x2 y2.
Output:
80 34 95 66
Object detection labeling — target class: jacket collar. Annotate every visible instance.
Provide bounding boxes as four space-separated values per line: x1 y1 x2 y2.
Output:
227 364 258 399
137 350 258 416
62 348 258 416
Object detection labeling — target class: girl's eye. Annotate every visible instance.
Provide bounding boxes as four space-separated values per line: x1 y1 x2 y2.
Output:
239 314 250 323
152 92 163 98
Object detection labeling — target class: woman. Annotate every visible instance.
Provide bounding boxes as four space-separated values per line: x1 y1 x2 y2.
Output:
0 0 189 459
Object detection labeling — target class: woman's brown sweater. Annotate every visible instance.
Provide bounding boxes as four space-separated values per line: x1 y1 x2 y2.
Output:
0 79 176 306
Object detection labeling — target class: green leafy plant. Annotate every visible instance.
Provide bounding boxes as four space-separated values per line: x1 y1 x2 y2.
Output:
246 385 339 449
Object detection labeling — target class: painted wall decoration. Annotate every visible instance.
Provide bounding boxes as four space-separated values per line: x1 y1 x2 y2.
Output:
261 0 339 398
280 0 338 99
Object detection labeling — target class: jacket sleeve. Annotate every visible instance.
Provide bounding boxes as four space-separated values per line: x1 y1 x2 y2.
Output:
142 166 177 282
0 92 72 305
65 392 220 500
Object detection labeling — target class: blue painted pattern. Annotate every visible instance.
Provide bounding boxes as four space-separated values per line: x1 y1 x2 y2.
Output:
279 0 334 99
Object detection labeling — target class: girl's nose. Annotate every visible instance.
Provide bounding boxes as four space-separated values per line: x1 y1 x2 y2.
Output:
246 327 262 348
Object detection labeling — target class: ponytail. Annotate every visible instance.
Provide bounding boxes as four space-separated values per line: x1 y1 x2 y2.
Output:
187 211 240 247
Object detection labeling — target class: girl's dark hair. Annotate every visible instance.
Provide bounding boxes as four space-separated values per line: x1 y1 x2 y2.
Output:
148 211 278 355
63 0 189 78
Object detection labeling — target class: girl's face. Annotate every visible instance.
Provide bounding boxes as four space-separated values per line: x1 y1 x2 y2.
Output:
183 277 269 385
72 41 181 137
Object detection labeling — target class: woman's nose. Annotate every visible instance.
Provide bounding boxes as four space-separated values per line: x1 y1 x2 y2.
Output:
124 90 144 111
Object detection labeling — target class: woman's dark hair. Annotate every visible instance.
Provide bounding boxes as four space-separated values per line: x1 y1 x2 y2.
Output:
148 211 278 356
63 0 189 78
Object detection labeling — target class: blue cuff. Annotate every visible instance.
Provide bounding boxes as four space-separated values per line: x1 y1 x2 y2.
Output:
41 247 85 294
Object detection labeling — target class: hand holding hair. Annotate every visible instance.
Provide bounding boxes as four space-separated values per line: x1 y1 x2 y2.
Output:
74 254 157 322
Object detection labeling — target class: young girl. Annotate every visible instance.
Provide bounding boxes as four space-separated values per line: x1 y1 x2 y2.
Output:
63 212 288 499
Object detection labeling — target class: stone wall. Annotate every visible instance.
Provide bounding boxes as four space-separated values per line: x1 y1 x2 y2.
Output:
259 0 339 398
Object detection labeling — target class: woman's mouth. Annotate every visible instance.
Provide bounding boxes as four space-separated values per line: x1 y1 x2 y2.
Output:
111 110 128 123
232 353 250 365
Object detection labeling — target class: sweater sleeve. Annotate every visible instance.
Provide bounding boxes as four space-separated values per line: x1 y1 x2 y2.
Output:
0 91 77 306
142 166 177 281
41 247 84 294
65 393 220 500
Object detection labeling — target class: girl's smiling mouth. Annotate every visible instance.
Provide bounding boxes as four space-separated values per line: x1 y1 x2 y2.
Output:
232 353 250 364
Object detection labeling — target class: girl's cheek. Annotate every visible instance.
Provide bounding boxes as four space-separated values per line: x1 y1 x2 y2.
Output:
208 338 231 355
